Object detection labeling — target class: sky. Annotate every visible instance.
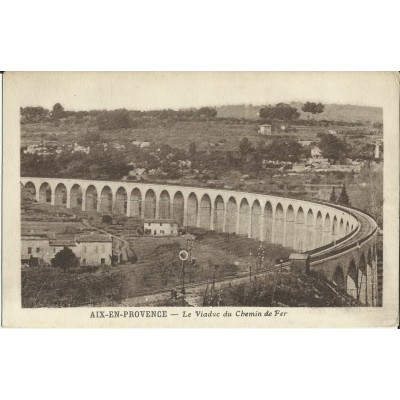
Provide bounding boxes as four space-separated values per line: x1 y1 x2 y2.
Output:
10 72 391 111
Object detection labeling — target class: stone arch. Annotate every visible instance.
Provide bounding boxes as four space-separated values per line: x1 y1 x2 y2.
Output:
24 181 36 199
70 184 83 209
100 186 113 214
285 205 295 249
225 196 237 233
238 198 250 236
115 187 128 215
199 194 212 229
295 206 305 251
159 190 171 219
250 200 261 240
339 218 345 237
305 209 315 251
130 188 142 217
39 182 52 204
187 192 198 227
274 203 284 245
315 211 324 248
54 183 67 207
332 216 338 238
172 191 184 226
347 259 358 300
213 195 225 233
263 201 273 242
323 213 331 245
144 189 156 219
85 185 98 212
345 221 350 235
333 265 345 290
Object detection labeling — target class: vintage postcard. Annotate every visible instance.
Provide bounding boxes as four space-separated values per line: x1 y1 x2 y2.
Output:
2 72 399 327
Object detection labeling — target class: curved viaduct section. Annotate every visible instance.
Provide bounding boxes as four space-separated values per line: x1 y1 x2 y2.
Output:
21 177 379 306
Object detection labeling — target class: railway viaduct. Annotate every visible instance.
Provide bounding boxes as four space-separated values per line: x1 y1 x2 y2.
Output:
21 177 379 306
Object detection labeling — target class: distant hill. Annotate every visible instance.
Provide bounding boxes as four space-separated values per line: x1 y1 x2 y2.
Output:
216 103 383 123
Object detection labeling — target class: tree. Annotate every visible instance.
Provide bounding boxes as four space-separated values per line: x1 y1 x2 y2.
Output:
302 102 325 116
239 137 253 157
318 133 347 163
259 103 300 121
195 107 217 118
20 106 50 124
330 187 337 202
96 109 132 131
51 247 79 272
265 139 302 162
101 215 113 224
337 184 350 206
51 103 65 120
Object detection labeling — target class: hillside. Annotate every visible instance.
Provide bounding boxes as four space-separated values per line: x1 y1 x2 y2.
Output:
216 103 383 123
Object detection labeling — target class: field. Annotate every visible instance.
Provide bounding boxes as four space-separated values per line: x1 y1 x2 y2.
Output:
21 111 382 153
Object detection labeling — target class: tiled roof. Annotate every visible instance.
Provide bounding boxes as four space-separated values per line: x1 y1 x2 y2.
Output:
49 239 77 247
21 235 49 241
76 234 112 243
143 219 178 224
21 232 49 239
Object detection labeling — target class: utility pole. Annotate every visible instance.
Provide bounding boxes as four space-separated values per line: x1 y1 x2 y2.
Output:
249 250 252 282
212 265 219 290
181 259 186 294
187 235 195 283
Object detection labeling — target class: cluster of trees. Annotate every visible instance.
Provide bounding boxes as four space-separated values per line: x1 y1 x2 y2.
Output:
20 104 92 124
51 247 79 272
302 102 325 115
330 184 350 206
259 103 300 121
21 104 219 129
317 133 348 163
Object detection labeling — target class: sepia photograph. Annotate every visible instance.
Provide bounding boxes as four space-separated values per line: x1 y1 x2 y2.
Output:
14 72 387 310
1 5 399 400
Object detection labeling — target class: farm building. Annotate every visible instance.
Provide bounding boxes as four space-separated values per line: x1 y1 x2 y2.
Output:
21 232 113 267
21 233 52 266
76 234 113 266
143 219 179 236
258 124 272 135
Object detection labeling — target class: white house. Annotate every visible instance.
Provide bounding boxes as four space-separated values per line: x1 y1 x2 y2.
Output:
21 232 113 267
21 233 52 266
259 124 272 135
311 146 323 159
143 219 179 236
76 234 113 266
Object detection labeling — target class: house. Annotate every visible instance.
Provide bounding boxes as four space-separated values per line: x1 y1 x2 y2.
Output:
21 231 113 267
21 233 52 266
259 124 272 135
128 167 147 180
49 239 77 259
143 219 179 236
76 234 113 266
308 145 329 165
311 146 323 159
